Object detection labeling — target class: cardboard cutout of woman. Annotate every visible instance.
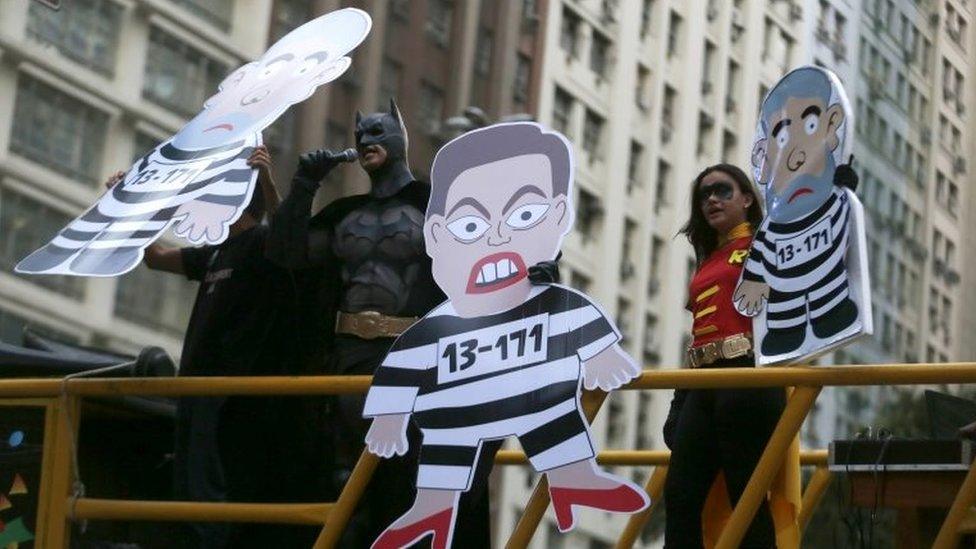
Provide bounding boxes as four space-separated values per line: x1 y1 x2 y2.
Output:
733 66 873 365
16 8 371 277
361 122 649 549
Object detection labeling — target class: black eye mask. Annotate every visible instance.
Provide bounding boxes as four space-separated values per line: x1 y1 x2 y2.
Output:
699 182 734 203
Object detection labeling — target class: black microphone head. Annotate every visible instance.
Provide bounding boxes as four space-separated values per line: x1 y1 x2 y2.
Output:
341 148 358 162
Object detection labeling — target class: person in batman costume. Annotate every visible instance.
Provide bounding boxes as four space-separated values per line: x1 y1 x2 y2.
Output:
267 99 558 547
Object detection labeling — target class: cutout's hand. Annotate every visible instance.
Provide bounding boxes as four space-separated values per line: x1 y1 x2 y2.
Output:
365 414 410 458
583 346 641 392
733 279 769 317
173 200 238 244
528 259 560 285
834 155 858 191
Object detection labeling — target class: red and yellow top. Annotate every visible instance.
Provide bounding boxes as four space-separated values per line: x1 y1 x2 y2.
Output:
687 222 753 347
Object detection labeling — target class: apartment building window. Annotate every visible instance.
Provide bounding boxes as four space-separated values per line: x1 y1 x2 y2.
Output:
389 0 409 20
648 236 663 296
582 109 604 159
418 81 445 136
621 219 638 280
661 85 676 144
133 133 160 162
655 160 670 213
575 189 602 243
627 141 644 194
552 87 573 135
702 41 716 95
636 392 654 449
10 75 108 183
722 130 737 162
666 10 682 58
426 0 453 47
174 0 234 30
616 298 632 347
115 264 194 335
590 31 610 79
270 0 311 42
0 188 85 299
475 28 494 76
513 54 531 105
144 27 228 117
26 0 122 75
569 271 591 293
560 7 582 58
636 65 650 111
378 58 403 110
640 0 654 38
697 111 715 157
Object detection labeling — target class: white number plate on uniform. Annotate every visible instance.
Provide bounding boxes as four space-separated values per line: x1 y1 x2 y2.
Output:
437 313 549 384
774 216 833 270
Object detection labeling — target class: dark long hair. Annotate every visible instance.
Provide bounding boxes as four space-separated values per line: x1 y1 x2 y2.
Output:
679 163 764 265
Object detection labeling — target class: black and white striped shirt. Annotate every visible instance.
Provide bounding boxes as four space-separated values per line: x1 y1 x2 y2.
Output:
363 284 619 429
743 187 853 326
15 135 258 277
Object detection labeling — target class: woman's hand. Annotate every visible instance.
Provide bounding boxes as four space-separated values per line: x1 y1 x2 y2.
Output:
365 414 410 458
582 345 641 392
733 279 769 317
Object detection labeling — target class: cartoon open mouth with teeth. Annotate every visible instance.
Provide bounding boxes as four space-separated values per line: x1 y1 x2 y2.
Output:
467 252 527 293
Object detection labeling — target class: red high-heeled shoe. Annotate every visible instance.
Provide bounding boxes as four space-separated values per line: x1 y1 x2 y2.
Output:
548 483 650 532
371 507 455 549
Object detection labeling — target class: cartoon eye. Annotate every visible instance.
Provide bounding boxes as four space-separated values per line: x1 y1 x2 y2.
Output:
258 60 289 80
506 203 550 229
240 88 271 106
804 114 819 135
446 216 491 242
295 55 329 77
776 130 790 149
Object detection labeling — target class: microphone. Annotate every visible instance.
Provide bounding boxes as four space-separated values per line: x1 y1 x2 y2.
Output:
335 148 358 163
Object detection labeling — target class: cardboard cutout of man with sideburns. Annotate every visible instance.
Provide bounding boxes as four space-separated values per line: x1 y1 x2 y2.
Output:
16 8 370 277
734 66 872 365
361 122 649 549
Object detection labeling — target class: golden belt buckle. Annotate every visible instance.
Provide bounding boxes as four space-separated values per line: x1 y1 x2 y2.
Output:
702 343 719 365
722 335 750 358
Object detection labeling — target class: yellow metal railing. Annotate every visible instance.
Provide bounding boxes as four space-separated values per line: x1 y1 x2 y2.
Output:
3 363 976 548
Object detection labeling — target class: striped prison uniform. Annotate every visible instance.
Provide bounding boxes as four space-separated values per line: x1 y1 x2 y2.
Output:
15 134 259 277
742 187 854 331
363 284 619 491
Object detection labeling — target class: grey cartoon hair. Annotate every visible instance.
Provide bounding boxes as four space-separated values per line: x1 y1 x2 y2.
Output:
428 122 573 217
760 67 833 133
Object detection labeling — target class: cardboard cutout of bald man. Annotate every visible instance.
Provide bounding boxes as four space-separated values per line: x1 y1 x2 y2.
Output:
733 66 873 365
16 8 371 277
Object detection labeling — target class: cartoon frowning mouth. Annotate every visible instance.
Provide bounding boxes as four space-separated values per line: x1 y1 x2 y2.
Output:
204 123 235 133
466 252 527 294
788 187 813 203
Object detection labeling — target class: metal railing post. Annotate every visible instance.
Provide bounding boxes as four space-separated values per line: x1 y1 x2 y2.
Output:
615 465 668 549
933 455 976 548
505 390 608 549
715 385 821 549
44 395 78 548
313 450 380 549
798 466 831 533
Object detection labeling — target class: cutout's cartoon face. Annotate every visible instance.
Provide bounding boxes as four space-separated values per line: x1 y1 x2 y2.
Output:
171 8 371 151
752 67 850 222
424 123 574 316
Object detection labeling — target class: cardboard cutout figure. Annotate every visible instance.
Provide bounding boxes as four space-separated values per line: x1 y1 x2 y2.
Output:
733 66 873 365
16 8 371 277
362 122 649 549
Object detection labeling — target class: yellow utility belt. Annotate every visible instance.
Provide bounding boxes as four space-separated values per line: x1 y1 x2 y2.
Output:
335 311 419 339
687 333 752 368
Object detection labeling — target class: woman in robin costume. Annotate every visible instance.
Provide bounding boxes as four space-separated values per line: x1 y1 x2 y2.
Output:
663 164 786 548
